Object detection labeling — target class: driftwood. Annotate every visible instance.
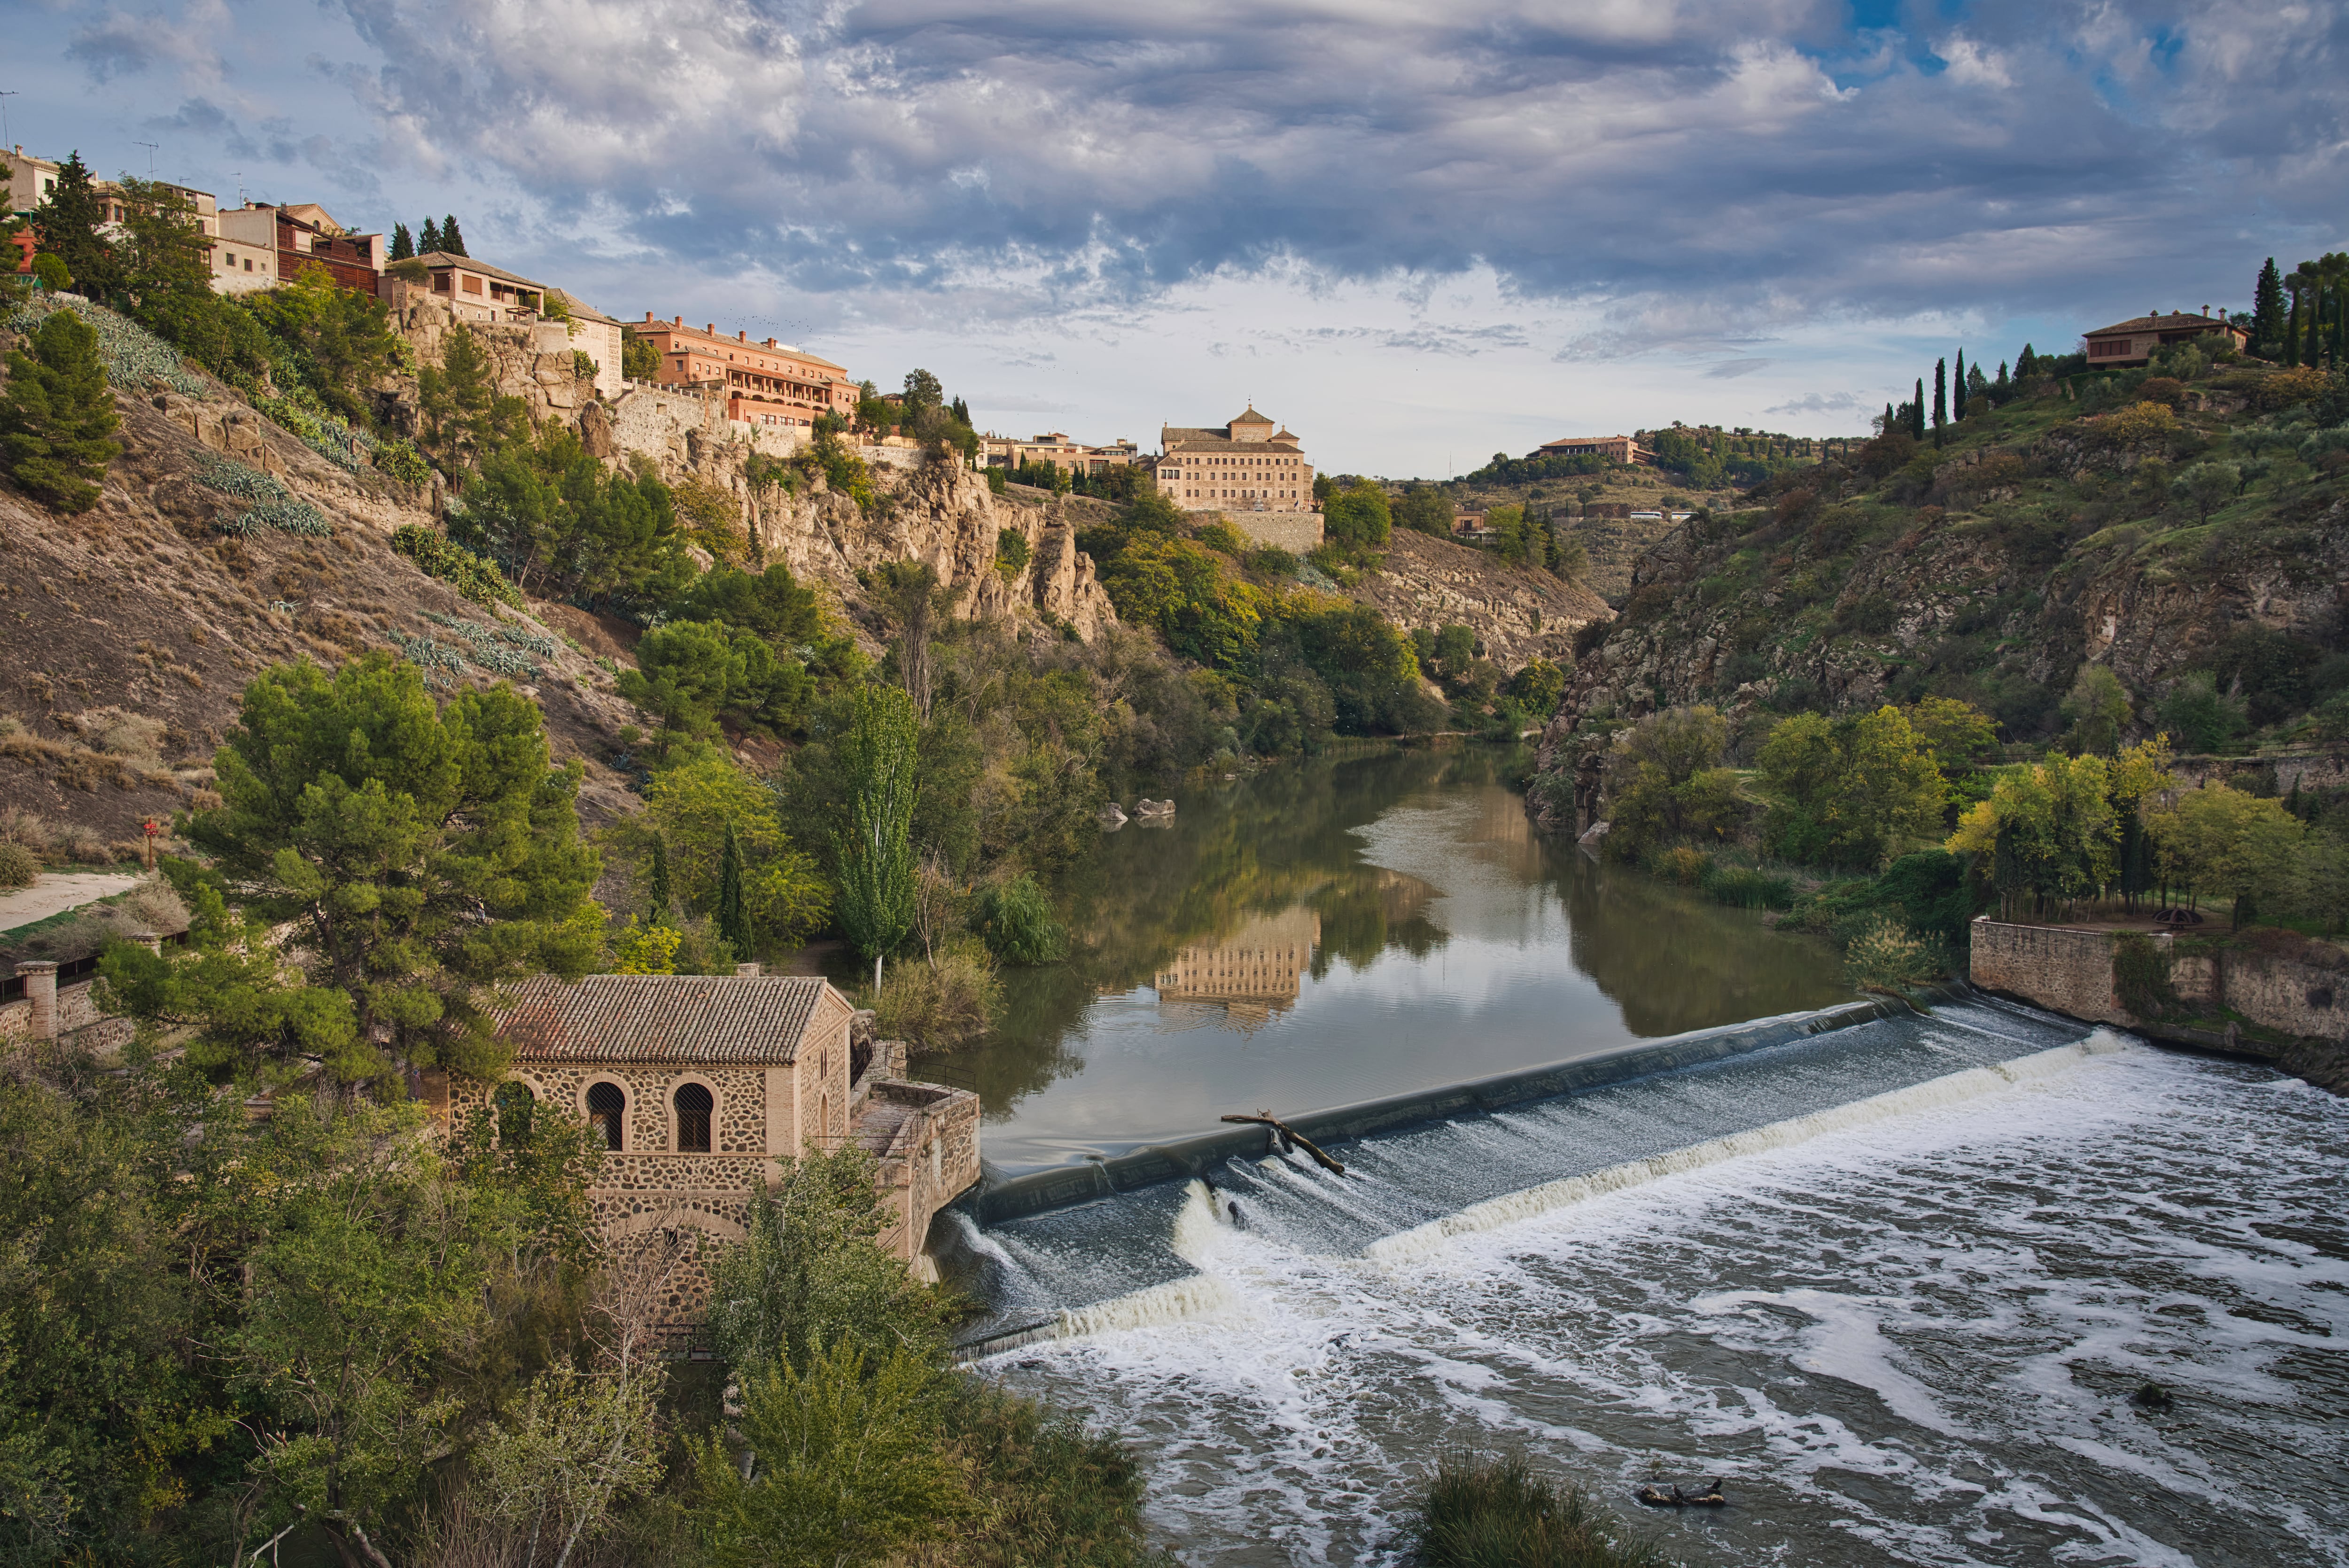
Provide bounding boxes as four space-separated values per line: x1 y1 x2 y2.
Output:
1220 1110 1346 1175
1636 1479 1727 1509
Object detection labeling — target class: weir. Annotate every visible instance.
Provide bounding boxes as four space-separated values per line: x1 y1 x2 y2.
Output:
943 985 2095 1354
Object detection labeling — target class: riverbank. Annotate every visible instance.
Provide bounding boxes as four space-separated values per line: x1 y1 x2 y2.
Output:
1970 915 2349 1093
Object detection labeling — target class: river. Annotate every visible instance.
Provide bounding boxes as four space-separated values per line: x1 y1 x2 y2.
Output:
938 747 2349 1567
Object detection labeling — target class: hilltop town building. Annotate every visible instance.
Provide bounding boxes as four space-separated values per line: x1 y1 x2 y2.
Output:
218 202 382 295
437 971 980 1312
984 432 1141 480
392 249 550 323
1155 406 1320 551
1531 434 1651 464
2082 309 2248 366
631 315 860 429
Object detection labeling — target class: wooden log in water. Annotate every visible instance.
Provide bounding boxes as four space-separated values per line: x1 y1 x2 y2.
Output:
1220 1111 1346 1175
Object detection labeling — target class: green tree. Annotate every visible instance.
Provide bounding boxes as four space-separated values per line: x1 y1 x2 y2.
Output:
28 152 115 301
420 324 524 468
1906 694 1999 775
2147 783 2304 925
1911 377 1926 440
835 685 921 987
0 307 122 512
627 749 829 948
2060 664 2131 756
420 217 443 253
901 367 944 413
621 326 661 381
442 215 468 256
1507 658 1567 719
618 619 809 747
1606 705 1743 859
2158 671 2247 753
1932 357 1948 441
1393 483 1454 536
1954 349 1968 419
2173 462 2239 524
1321 480 1392 551
647 833 674 924
672 562 827 649
2253 256 2287 355
187 653 603 1081
1762 707 1947 868
113 176 215 316
389 222 414 261
242 264 408 425
716 819 753 960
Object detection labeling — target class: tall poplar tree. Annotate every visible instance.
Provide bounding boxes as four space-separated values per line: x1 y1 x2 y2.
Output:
2253 257 2286 356
716 820 752 962
832 684 919 991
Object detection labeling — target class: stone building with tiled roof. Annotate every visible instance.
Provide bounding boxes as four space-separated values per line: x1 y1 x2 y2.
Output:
2083 308 2247 367
1153 406 1322 551
428 970 980 1312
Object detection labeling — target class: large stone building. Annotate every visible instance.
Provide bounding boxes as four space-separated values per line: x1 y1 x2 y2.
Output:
432 971 980 1314
1531 433 1651 464
1155 406 1321 551
984 431 1141 481
630 314 861 432
218 202 383 295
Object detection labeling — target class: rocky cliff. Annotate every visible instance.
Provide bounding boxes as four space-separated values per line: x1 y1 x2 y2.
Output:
1351 528 1610 669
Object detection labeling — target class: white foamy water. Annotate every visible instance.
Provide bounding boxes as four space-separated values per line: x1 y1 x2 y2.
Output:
982 1042 2349 1566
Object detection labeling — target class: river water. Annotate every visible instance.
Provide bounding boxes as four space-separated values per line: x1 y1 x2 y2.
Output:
943 748 2349 1567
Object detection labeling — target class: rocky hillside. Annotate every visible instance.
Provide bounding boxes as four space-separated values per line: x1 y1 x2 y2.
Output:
1536 357 2349 820
0 298 1118 856
1349 527 1609 669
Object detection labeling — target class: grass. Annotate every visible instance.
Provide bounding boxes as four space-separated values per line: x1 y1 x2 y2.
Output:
1405 1452 1674 1568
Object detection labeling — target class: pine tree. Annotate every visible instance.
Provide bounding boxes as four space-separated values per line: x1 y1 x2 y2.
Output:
441 215 467 257
1882 401 1896 437
1953 350 1968 420
389 223 414 261
2253 257 2286 356
647 833 673 925
1995 360 2010 398
420 217 443 255
1911 379 1926 441
30 152 117 301
2016 343 2038 379
716 820 752 962
0 308 122 513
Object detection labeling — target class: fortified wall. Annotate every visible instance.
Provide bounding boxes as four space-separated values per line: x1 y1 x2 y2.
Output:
1969 917 2347 1093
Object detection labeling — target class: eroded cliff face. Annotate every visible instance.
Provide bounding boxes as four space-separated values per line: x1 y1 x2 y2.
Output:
748 458 1118 643
1354 529 1611 670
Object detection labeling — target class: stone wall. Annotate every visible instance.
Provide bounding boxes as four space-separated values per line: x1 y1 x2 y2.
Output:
1969 917 2348 1092
1230 510 1324 553
0 977 130 1050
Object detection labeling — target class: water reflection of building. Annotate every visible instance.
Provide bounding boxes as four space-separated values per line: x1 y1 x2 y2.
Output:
1154 907 1322 1033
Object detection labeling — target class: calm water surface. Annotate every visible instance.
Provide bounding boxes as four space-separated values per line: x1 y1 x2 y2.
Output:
958 745 1852 1169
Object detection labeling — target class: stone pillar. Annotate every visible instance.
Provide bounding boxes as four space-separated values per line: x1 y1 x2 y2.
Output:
129 931 162 955
18 962 58 1041
735 961 762 978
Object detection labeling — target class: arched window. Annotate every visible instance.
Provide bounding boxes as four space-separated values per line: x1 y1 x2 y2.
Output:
675 1082 713 1153
587 1081 626 1150
493 1080 535 1144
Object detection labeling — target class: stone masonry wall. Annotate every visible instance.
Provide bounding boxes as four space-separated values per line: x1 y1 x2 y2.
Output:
1968 919 2130 1026
1230 510 1324 553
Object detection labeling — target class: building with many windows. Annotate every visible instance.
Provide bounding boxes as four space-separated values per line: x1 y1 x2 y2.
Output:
630 314 860 429
218 202 382 294
2081 309 2246 367
1153 406 1320 550
982 431 1141 480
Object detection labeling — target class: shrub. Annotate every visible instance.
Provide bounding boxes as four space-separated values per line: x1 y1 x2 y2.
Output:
1405 1451 1669 1568
1844 913 1945 993
1703 863 1795 910
392 523 525 608
372 437 431 486
973 874 1067 964
1656 845 1710 885
239 497 332 537
870 945 1001 1051
2113 932 2179 1020
0 840 35 890
995 528 1031 578
2254 366 2330 410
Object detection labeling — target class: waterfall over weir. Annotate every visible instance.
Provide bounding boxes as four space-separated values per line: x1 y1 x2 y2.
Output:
942 994 2349 1567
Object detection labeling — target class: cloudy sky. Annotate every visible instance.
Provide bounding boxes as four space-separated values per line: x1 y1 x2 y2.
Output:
8 0 2343 474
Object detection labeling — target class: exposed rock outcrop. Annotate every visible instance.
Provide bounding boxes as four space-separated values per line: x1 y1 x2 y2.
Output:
1351 528 1611 669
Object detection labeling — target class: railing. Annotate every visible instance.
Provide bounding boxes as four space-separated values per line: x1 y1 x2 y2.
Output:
3 930 189 1003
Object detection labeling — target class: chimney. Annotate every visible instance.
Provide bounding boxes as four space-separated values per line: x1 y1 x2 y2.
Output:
735 961 762 977
18 961 58 1041
706 323 715 335
673 315 683 327
646 310 655 321
737 329 747 341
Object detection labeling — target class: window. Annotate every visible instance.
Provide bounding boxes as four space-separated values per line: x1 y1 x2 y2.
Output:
462 274 483 295
674 1082 713 1152
587 1081 626 1150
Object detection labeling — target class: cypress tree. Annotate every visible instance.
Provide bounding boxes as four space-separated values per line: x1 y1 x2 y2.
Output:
2302 264 2322 366
1882 401 1895 437
441 215 467 257
1932 358 1947 439
2284 283 2302 367
1953 350 1968 420
716 820 751 962
1911 379 1926 441
1995 360 2010 397
2017 343 2037 379
389 222 413 261
420 217 443 254
2253 257 2286 355
647 833 673 925
0 308 122 513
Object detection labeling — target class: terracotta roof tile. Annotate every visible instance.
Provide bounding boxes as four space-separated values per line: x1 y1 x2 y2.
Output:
493 974 828 1064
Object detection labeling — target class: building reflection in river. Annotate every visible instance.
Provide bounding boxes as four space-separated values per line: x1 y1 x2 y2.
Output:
1153 907 1322 1034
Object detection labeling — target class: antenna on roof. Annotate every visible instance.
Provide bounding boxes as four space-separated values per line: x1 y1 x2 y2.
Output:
134 140 158 175
0 93 17 151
